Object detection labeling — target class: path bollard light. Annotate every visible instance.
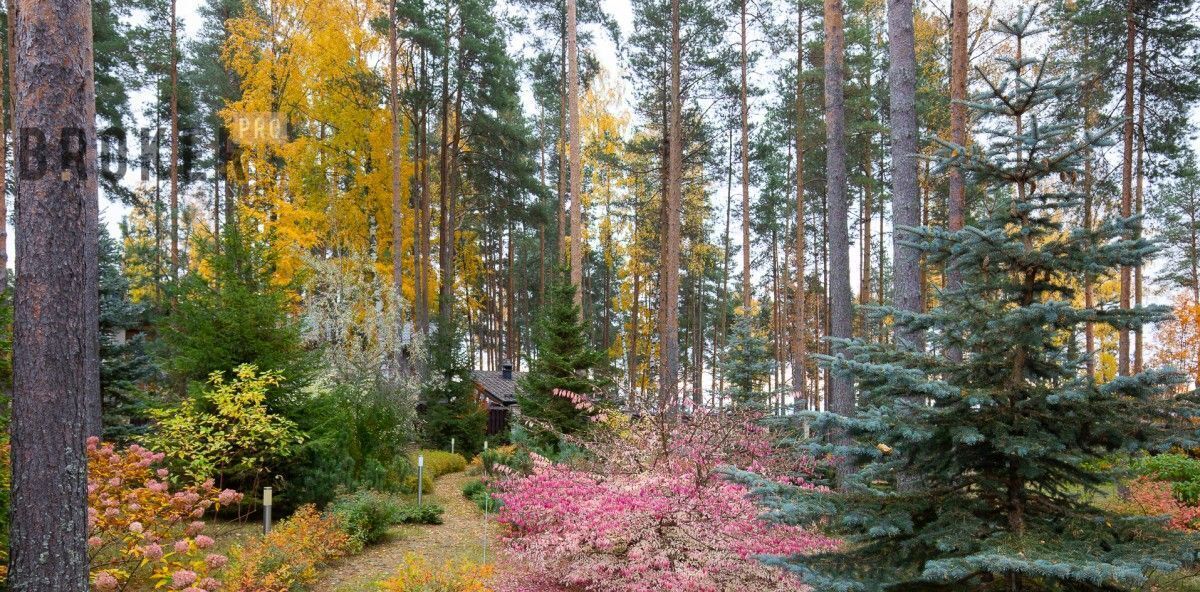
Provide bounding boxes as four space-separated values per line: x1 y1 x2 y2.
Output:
450 437 455 455
263 486 273 534
417 454 424 507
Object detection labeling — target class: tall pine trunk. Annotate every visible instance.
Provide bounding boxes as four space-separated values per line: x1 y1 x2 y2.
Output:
10 0 99 586
740 0 752 311
824 0 853 482
792 2 807 412
659 0 683 416
1118 0 1135 376
1133 30 1146 374
389 0 403 302
437 2 453 317
567 0 583 310
169 0 179 280
888 0 922 350
946 0 967 363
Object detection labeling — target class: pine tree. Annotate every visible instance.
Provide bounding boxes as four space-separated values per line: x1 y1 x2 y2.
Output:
756 9 1200 590
722 311 772 409
422 316 487 454
516 272 605 449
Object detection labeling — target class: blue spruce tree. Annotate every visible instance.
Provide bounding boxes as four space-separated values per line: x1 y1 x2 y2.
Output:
752 8 1200 591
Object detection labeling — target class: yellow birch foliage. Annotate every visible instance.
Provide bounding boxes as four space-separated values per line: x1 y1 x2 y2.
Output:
222 0 415 294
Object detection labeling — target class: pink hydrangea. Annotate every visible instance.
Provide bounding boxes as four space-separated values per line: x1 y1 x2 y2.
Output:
218 489 241 505
143 542 164 561
195 534 215 549
186 521 206 536
174 539 191 554
171 569 198 589
204 553 228 569
94 571 119 592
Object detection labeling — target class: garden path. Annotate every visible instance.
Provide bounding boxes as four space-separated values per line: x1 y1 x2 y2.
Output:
312 470 502 592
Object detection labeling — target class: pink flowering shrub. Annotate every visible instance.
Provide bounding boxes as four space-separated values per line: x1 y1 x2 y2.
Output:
494 412 838 592
86 437 242 591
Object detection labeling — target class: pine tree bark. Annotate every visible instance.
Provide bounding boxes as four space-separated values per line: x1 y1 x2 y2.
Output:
945 0 967 362
888 0 922 351
10 0 99 586
437 6 453 317
659 0 683 416
567 0 583 310
1118 0 1135 376
792 4 807 412
418 50 432 333
824 0 853 478
0 16 8 291
1133 30 1146 375
389 0 404 305
1082 35 1096 378
720 127 733 395
740 0 752 311
169 0 179 279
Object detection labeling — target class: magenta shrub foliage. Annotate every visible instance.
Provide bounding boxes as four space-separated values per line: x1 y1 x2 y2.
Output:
494 412 837 591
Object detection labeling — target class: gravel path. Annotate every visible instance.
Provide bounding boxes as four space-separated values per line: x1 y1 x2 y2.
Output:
312 470 502 592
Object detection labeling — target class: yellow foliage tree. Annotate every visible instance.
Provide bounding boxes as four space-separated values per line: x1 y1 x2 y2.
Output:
1153 292 1200 393
222 0 415 297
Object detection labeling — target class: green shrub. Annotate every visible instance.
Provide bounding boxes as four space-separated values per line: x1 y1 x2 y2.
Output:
413 450 467 479
326 490 403 551
461 479 500 513
1136 453 1200 504
400 471 435 496
282 385 419 509
397 502 444 525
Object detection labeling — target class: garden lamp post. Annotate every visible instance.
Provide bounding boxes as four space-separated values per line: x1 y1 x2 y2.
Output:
417 454 424 507
263 486 273 534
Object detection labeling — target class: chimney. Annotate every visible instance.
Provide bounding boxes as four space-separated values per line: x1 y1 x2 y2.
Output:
502 362 513 380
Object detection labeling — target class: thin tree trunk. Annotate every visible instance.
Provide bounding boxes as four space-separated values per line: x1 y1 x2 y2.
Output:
10 0 98 587
946 0 967 361
824 0 854 484
557 20 567 261
419 48 432 333
1118 0 1135 376
1133 30 1146 374
792 3 807 412
740 0 752 311
169 0 179 279
538 110 547 302
660 0 683 417
567 0 583 310
720 127 733 394
888 0 922 351
438 4 453 317
1082 41 1096 378
390 0 404 304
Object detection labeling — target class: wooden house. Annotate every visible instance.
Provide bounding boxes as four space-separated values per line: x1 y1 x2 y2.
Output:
473 362 522 436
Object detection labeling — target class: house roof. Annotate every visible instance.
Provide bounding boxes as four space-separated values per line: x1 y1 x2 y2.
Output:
472 370 524 405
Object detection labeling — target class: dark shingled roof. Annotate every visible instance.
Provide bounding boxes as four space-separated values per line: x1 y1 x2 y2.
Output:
473 370 524 405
